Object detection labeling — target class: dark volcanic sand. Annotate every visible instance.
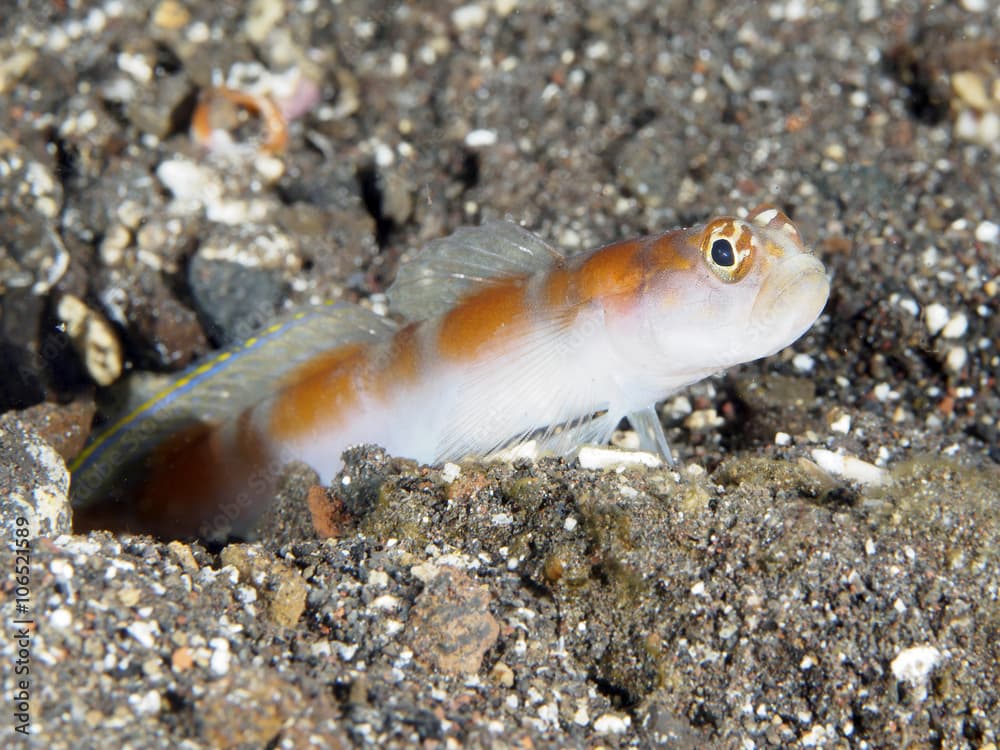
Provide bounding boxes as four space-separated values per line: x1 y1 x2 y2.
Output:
1 1 998 748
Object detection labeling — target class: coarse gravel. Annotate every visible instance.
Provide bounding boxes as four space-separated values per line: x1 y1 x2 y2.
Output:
1 1 998 748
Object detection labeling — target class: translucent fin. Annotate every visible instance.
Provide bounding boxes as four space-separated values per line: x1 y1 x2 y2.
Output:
627 406 675 465
388 220 566 321
432 303 615 463
70 303 396 508
532 409 619 458
477 409 618 465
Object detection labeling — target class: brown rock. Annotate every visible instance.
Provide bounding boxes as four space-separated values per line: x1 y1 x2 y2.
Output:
197 668 347 749
219 544 308 628
17 398 95 462
407 565 499 675
308 484 351 538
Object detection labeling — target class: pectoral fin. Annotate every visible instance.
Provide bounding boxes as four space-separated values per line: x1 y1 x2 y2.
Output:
627 406 674 465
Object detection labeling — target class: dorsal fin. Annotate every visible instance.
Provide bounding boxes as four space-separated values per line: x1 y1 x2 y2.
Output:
70 303 396 509
387 220 566 321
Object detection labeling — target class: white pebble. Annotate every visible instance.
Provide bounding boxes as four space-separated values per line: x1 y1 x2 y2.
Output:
975 220 999 243
663 395 693 419
774 431 792 446
465 128 498 147
792 353 815 373
593 713 630 735
800 724 828 747
811 449 889 486
495 0 519 16
684 408 724 430
924 303 949 335
891 646 942 702
452 4 488 30
576 446 661 470
130 689 162 716
829 413 852 434
209 638 231 676
897 297 920 317
126 621 158 649
585 40 610 60
373 142 394 167
371 594 400 611
945 346 968 373
872 382 897 402
941 313 968 339
389 51 408 77
440 462 461 483
49 608 73 629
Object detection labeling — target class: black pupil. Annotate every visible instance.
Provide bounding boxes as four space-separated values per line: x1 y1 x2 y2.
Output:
711 238 735 267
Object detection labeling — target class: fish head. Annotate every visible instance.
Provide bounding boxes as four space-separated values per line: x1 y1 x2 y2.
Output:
644 205 830 380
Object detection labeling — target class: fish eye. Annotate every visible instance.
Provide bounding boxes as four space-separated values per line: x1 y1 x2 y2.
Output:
711 239 735 267
701 219 754 283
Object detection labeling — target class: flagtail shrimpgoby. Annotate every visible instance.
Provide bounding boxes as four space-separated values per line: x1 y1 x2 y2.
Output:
70 205 831 539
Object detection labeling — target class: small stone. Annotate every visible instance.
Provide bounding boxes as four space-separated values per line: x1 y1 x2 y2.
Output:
126 621 158 649
810 449 889 486
126 72 194 139
465 128 498 147
130 690 162 716
219 544 309 627
172 647 194 672
209 638 231 676
576 446 661 470
663 395 693 419
974 220 999 244
196 668 333 747
268 572 309 628
56 294 123 386
891 645 942 702
244 0 283 42
489 661 515 687
15 400 95 462
188 224 297 344
49 608 73 629
441 463 462 483
924 303 950 335
452 4 488 30
829 411 852 434
792 352 815 373
945 346 967 373
118 587 141 607
407 566 499 675
0 413 72 538
378 169 413 225
941 313 968 339
684 408 724 431
307 485 350 539
952 71 990 110
152 0 191 29
593 712 631 734
166 541 200 574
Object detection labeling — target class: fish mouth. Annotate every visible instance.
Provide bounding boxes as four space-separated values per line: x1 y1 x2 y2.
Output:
750 253 830 354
